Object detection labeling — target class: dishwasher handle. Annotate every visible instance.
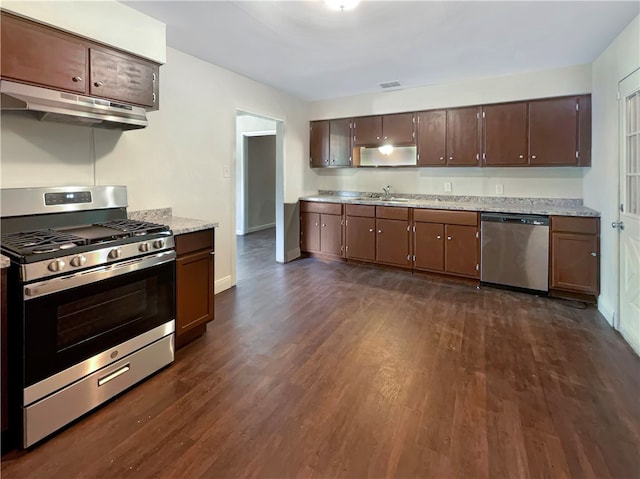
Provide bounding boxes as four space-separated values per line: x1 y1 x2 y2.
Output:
481 212 549 226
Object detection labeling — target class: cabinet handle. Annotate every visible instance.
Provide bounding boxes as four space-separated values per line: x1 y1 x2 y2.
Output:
447 236 452 240
210 251 215 256
72 76 83 82
94 81 104 87
152 92 157 103
436 235 441 239
590 252 597 257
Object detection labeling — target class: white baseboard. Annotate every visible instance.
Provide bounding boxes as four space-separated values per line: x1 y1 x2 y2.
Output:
214 275 233 294
247 222 275 234
285 247 301 263
597 299 615 327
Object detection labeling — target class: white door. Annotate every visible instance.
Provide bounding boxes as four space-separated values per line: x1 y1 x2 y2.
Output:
618 69 640 354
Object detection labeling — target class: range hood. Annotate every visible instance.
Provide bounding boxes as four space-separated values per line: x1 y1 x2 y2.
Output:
0 80 148 130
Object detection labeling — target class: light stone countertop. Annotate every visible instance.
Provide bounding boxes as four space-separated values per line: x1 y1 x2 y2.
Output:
129 208 218 235
1 254 10 269
301 192 600 217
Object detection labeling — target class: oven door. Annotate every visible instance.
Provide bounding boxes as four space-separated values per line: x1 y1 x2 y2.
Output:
22 251 175 390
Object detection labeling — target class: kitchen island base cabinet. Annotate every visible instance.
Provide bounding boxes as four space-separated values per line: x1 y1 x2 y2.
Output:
550 216 599 300
176 229 215 348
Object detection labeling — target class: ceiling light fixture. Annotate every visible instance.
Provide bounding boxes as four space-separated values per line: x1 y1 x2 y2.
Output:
323 0 361 12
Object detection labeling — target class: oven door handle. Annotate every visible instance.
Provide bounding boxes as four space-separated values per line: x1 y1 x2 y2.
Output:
24 251 176 300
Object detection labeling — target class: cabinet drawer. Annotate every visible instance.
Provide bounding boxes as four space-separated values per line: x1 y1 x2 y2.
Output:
551 216 598 234
346 204 375 217
413 209 478 226
376 206 409 220
176 229 214 256
300 201 342 215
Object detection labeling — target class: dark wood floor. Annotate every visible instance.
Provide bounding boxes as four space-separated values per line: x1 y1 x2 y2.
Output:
2 228 639 478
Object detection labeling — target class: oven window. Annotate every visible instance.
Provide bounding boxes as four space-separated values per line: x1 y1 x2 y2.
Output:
57 278 158 351
23 260 175 387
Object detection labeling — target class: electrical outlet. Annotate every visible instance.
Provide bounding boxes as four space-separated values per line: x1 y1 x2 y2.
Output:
495 184 504 195
444 182 452 193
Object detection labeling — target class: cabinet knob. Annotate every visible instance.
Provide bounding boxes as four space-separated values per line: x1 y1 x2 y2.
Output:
72 76 83 82
94 80 104 87
384 136 388 140
376 136 380 140
440 157 444 161
531 155 537 159
315 223 318 226
590 252 597 257
447 236 452 240
369 228 374 232
449 157 453 160
377 230 382 234
322 224 326 227
436 235 441 239
519 155 524 159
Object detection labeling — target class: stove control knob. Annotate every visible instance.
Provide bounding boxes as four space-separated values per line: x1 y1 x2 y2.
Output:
153 239 166 249
70 255 87 267
139 243 150 253
108 248 122 260
48 259 66 272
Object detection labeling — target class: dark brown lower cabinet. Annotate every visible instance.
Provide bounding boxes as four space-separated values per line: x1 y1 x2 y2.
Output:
375 206 410 267
300 202 344 258
176 229 215 347
413 209 479 279
550 216 599 296
345 215 376 261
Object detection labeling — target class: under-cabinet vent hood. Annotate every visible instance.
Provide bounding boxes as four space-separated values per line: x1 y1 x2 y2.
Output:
0 80 148 130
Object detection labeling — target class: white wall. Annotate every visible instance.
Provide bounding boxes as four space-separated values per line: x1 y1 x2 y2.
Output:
587 15 640 326
1 46 310 293
307 64 592 198
2 0 166 63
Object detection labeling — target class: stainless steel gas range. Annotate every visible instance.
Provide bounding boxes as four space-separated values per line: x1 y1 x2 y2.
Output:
0 186 176 448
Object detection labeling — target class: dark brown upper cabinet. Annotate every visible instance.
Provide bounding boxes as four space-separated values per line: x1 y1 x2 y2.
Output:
529 96 579 166
310 119 352 167
446 107 481 166
0 12 160 110
483 102 528 166
417 110 447 166
353 113 415 147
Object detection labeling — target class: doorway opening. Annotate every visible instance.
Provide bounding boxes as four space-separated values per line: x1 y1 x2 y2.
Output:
234 111 284 284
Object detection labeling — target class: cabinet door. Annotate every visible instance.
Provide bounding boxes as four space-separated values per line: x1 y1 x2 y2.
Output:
382 112 415 145
320 214 343 256
310 120 330 167
529 97 578 165
483 102 528 166
447 107 480 165
301 212 320 253
176 250 214 335
376 219 410 267
353 116 382 146
346 216 376 261
89 48 157 107
1 14 87 93
444 225 478 277
414 222 445 271
551 233 598 293
329 118 352 166
417 110 447 166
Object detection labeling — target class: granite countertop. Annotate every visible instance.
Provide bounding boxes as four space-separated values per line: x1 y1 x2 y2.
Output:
128 208 218 235
1 254 10 269
300 191 600 217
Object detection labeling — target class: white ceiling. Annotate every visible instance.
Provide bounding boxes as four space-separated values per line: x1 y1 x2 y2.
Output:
122 1 639 101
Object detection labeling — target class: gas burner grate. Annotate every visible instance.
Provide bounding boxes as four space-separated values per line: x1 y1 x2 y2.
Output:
0 230 87 255
94 219 169 236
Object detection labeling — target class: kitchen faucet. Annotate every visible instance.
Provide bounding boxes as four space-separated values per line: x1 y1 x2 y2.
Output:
382 185 391 199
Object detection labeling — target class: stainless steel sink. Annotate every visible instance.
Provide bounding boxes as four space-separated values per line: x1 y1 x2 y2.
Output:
350 197 409 203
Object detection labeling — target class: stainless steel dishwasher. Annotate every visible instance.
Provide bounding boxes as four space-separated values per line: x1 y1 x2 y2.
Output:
481 212 550 292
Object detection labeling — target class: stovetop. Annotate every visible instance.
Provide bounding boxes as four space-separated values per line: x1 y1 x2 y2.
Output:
1 219 171 261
